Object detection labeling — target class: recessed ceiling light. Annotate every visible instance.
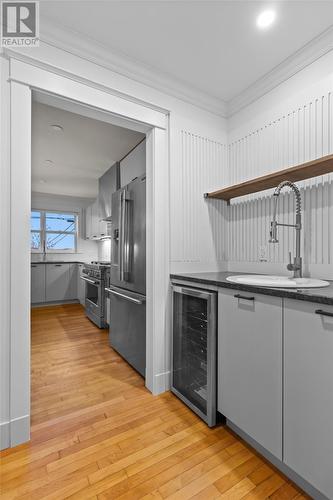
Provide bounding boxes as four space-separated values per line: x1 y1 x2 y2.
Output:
44 159 54 167
256 9 276 29
50 124 63 132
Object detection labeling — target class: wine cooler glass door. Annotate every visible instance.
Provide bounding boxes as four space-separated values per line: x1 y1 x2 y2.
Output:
172 285 216 426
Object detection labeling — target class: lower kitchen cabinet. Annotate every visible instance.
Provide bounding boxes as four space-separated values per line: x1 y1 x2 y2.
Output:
31 264 46 303
46 264 69 302
67 263 78 300
45 263 78 302
218 289 283 460
77 263 85 305
284 299 333 499
31 263 80 304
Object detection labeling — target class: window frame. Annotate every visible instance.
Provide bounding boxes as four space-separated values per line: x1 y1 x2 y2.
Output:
31 209 78 254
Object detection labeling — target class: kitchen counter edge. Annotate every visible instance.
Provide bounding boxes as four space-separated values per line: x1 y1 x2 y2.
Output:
170 272 333 306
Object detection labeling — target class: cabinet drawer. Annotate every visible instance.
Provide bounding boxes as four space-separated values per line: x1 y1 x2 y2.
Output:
284 299 333 499
218 289 283 459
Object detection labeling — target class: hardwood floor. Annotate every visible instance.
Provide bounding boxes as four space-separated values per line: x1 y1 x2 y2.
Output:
0 304 309 499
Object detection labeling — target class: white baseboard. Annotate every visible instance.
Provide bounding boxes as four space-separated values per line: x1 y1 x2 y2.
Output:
0 415 30 450
0 421 10 450
152 370 171 395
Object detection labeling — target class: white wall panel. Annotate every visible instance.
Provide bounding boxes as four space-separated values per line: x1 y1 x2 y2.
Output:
227 90 333 277
170 130 228 272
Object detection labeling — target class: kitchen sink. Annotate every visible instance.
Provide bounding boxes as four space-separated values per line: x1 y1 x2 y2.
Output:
226 275 330 288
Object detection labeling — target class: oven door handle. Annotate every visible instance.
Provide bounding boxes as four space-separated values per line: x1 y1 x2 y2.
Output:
80 276 100 285
105 288 144 305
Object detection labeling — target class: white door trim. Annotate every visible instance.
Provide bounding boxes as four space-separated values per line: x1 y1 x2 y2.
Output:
9 59 167 130
2 55 170 448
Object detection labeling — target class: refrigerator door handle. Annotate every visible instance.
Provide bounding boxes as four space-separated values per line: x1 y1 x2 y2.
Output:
119 190 125 282
123 191 131 281
105 288 145 305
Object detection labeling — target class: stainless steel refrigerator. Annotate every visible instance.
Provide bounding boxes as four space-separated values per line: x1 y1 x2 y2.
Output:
108 174 146 377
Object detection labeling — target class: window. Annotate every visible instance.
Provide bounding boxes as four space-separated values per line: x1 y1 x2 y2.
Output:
31 210 78 253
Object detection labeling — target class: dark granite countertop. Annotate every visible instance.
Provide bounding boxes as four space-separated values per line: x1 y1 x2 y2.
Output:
171 271 333 306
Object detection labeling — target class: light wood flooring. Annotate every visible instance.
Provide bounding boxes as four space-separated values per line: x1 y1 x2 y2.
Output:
0 304 309 499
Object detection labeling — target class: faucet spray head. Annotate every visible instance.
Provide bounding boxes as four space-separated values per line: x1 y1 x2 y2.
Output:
269 220 278 243
269 192 280 243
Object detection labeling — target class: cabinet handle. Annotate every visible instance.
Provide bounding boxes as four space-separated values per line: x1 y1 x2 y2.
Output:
31 265 37 267
55 264 62 267
234 294 255 301
315 309 333 318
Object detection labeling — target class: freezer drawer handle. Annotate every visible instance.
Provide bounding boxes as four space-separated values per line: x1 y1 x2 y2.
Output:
234 294 255 301
315 309 333 318
105 288 144 305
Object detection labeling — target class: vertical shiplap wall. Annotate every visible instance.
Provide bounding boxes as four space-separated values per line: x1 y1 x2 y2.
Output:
170 130 229 272
228 91 333 278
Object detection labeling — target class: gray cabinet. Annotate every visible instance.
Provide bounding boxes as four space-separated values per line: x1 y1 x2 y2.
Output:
46 263 70 302
77 263 85 305
120 140 145 187
99 162 120 220
284 299 333 499
31 264 45 303
218 289 283 459
67 263 78 300
85 205 92 239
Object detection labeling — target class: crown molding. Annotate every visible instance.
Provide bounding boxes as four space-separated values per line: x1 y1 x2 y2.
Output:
227 25 333 117
7 19 333 120
39 18 228 118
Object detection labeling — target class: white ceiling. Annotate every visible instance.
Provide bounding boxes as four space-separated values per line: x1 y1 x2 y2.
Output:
39 1 333 105
32 102 144 197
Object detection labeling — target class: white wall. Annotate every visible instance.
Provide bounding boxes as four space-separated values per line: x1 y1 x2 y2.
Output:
31 192 98 263
0 57 11 450
9 40 228 274
1 39 227 449
226 50 333 279
98 239 111 262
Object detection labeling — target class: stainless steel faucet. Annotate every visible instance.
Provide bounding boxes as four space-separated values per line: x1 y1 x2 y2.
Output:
269 180 302 278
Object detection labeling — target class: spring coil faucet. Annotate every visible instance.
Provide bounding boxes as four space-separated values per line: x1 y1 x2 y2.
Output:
269 181 302 278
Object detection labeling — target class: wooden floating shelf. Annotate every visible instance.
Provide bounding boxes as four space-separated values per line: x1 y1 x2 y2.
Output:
204 154 333 203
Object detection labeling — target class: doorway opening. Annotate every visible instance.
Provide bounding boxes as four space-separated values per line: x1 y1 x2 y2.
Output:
30 92 150 425
5 58 169 448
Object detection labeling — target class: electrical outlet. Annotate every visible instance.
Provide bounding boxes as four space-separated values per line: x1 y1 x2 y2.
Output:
259 245 268 262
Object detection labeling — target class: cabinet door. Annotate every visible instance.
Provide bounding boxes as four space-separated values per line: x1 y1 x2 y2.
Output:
46 264 69 302
218 289 283 459
66 264 78 300
31 264 45 303
284 300 333 499
99 162 120 219
91 199 99 239
77 264 85 305
85 205 92 239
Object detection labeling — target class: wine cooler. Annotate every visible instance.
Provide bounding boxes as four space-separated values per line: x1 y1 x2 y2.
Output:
171 284 217 427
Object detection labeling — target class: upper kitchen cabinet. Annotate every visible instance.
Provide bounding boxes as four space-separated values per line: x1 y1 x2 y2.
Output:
284 299 333 499
85 204 92 239
85 199 100 240
120 140 146 187
90 199 100 239
99 162 120 220
218 289 283 460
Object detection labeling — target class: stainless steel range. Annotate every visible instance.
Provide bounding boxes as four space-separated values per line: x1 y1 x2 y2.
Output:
81 262 110 328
